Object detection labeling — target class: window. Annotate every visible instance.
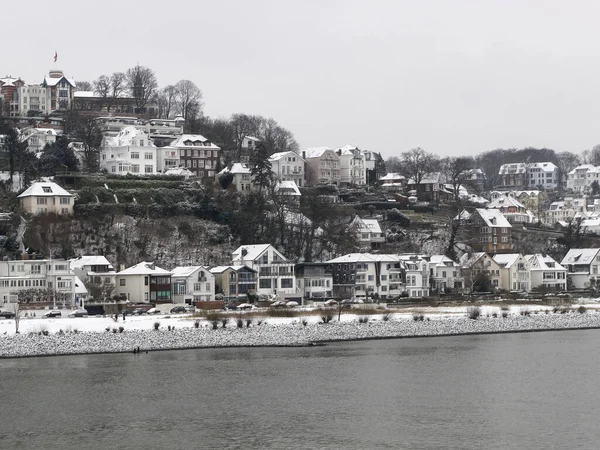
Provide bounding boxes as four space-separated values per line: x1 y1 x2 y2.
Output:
60 197 70 204
368 275 374 281
259 279 271 289
144 153 153 160
55 264 67 271
37 197 48 205
131 152 139 159
131 165 139 173
120 279 126 286
145 165 153 173
281 278 293 288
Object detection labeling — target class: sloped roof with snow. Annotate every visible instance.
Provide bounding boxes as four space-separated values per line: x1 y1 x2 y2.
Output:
302 147 336 158
43 75 75 87
209 265 256 274
218 163 251 176
379 173 405 182
232 244 287 262
327 253 400 264
526 254 566 271
459 252 486 268
275 181 301 196
561 248 600 266
118 261 171 276
269 151 305 162
492 253 525 268
498 163 526 175
488 195 526 210
528 162 557 172
429 255 457 266
74 276 88 295
476 209 511 228
171 134 220 149
163 167 194 177
171 266 210 278
70 256 114 271
18 181 73 198
105 126 150 147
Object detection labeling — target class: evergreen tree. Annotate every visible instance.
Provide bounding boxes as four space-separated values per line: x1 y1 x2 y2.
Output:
250 141 273 189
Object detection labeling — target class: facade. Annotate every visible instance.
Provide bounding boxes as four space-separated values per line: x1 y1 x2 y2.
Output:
492 253 531 291
18 181 74 215
20 127 58 155
231 244 296 297
560 248 600 289
379 173 406 192
350 215 385 249
566 165 600 193
328 253 407 300
155 146 180 173
41 69 76 113
543 197 586 226
398 255 430 297
170 135 220 184
0 258 78 307
217 163 254 192
303 147 341 185
497 162 558 190
525 254 567 291
171 266 214 304
269 151 305 187
407 172 445 202
209 265 257 300
487 194 536 224
459 252 502 291
336 146 366 186
294 263 333 300
17 85 48 115
0 76 25 116
456 208 512 253
426 255 464 292
115 262 172 303
100 126 156 175
73 92 159 117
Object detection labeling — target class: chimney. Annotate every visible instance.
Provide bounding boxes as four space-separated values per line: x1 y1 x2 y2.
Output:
302 151 306 159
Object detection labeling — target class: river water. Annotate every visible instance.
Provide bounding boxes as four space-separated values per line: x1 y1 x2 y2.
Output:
1 330 599 450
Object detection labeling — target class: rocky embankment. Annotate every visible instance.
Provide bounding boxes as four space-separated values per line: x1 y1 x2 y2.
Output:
2 312 600 358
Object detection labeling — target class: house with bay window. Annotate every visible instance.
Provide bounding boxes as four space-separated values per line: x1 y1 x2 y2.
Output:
115 262 172 303
18 180 74 215
171 266 214 304
231 244 296 297
492 253 531 292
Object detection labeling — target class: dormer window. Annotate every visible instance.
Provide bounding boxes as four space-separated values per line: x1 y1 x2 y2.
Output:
42 186 52 193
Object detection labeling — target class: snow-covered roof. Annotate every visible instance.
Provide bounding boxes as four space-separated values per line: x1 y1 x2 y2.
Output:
43 74 75 87
568 164 596 175
407 172 444 185
171 134 220 149
561 248 600 266
459 252 487 268
69 256 114 271
105 126 150 148
74 91 134 99
379 173 405 182
232 244 287 262
528 162 557 172
302 147 336 158
0 76 23 87
209 265 256 274
118 261 171 276
18 181 73 198
498 163 526 175
74 276 88 295
171 266 208 278
526 254 566 271
454 210 472 221
163 167 194 177
218 163 251 176
492 253 525 268
327 253 401 264
488 194 526 210
476 209 511 228
268 151 305 162
275 181 301 196
428 255 457 266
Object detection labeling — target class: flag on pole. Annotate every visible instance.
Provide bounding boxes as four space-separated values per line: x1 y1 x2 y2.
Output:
53 51 58 63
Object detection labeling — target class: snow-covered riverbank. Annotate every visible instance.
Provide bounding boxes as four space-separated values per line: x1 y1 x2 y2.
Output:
2 309 600 358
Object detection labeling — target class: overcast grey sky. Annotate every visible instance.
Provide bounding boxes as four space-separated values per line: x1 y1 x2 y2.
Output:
3 0 600 157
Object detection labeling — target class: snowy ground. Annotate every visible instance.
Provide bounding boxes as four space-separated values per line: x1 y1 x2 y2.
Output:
1 303 600 358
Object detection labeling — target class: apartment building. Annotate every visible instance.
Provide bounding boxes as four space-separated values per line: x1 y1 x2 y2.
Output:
302 147 340 185
170 134 220 185
100 126 156 175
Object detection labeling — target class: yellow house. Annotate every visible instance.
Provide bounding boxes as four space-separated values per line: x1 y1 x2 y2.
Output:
18 181 74 215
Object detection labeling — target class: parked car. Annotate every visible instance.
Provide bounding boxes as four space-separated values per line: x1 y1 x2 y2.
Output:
132 308 147 315
0 310 16 319
184 305 195 313
69 309 89 318
170 306 187 314
146 307 161 315
44 310 62 318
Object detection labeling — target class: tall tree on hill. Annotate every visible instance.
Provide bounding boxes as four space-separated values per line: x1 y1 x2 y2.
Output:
175 80 203 123
367 152 386 184
250 141 273 189
66 112 103 172
4 128 26 186
385 156 401 173
258 117 299 154
400 147 438 192
74 81 92 92
93 73 127 113
126 65 158 115
38 136 78 176
442 156 474 205
555 151 581 193
231 113 263 159
157 85 178 119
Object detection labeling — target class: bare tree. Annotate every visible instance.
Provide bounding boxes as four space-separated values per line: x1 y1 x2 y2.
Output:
442 156 474 204
157 85 178 119
94 73 126 112
75 81 93 92
175 80 203 122
68 113 103 172
401 147 439 192
93 75 111 109
126 65 158 114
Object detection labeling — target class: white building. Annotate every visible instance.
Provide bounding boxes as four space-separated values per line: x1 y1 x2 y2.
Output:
17 85 48 115
100 126 157 175
269 151 305 187
217 163 254 192
20 127 58 155
231 244 296 297
0 258 78 308
350 215 385 249
336 145 366 186
171 266 214 304
398 255 430 297
155 146 180 173
427 255 464 292
18 180 74 215
525 254 567 291
115 262 172 303
526 162 559 190
560 248 600 289
566 165 600 193
379 173 406 192
302 147 341 186
294 263 333 301
492 253 531 292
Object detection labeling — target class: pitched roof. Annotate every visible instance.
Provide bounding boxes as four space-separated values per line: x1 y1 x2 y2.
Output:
525 254 566 271
218 163 251 175
209 265 256 274
459 252 486 268
475 209 511 228
275 181 301 196
492 253 524 268
302 147 335 158
327 253 400 263
488 194 526 210
171 266 208 278
232 244 287 262
379 173 405 182
105 126 150 147
118 261 171 276
171 134 220 149
69 255 114 270
18 181 73 198
560 248 600 266
268 151 305 162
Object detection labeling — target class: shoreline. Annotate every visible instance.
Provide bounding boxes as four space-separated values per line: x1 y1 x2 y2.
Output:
2 312 600 359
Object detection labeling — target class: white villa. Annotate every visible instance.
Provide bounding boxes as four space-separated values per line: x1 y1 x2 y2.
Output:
100 126 157 175
171 266 214 304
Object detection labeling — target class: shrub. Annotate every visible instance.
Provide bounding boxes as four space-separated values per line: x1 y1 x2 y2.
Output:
502 312 509 318
246 319 252 328
236 318 244 328
500 306 510 312
221 318 229 328
467 307 481 320
105 327 110 332
382 313 392 322
58 329 64 335
153 322 160 330
578 305 587 314
119 326 124 333
194 320 200 328
321 314 333 324
210 320 219 330
358 316 369 324
167 325 172 331
301 318 308 327
492 312 498 318
256 319 263 326
112 328 118 333
412 314 424 321
520 308 531 316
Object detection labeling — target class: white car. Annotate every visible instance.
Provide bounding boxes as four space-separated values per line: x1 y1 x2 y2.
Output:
68 309 88 318
146 308 161 315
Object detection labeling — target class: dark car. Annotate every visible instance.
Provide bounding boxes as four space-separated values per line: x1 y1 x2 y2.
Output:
170 306 187 314
132 308 147 315
44 310 62 318
0 310 16 319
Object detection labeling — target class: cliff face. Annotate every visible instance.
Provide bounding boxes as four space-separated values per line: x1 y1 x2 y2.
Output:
22 213 234 270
